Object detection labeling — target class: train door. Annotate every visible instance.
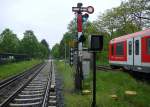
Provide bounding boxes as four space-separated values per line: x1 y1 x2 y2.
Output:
134 36 141 66
127 38 134 66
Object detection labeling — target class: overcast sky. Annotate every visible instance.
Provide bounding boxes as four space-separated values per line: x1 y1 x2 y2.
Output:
0 0 123 48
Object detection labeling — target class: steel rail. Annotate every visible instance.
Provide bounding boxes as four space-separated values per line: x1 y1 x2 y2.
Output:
0 63 43 90
0 63 46 107
96 65 121 71
42 61 53 107
97 65 150 83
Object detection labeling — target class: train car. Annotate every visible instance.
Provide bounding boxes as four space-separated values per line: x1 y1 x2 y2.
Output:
109 29 150 73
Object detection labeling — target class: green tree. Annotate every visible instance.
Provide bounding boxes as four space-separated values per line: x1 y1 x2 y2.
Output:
40 39 50 58
59 32 76 59
37 43 49 59
0 28 20 53
95 1 141 38
51 44 60 58
20 30 39 58
41 39 49 49
128 0 150 28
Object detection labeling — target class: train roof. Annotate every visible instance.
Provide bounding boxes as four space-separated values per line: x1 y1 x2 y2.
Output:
110 28 150 44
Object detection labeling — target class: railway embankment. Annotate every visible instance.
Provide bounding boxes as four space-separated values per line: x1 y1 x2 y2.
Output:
55 60 150 107
0 60 44 104
0 60 57 106
0 59 41 81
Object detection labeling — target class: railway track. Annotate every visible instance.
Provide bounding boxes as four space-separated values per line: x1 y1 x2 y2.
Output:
0 60 56 107
0 63 46 104
96 65 121 71
0 63 44 90
96 65 150 83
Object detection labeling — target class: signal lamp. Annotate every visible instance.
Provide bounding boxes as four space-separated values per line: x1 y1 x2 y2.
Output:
89 35 103 51
82 13 89 22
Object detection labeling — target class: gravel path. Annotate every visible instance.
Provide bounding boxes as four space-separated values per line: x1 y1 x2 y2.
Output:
55 66 64 107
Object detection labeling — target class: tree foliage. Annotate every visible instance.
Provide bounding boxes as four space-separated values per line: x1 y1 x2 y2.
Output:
0 28 19 53
51 44 60 58
0 29 50 59
20 30 39 58
95 0 150 38
40 39 50 58
41 39 49 50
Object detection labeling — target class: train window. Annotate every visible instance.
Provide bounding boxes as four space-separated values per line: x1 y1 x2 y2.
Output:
111 45 114 55
147 38 150 54
135 40 139 55
116 42 124 56
129 41 132 55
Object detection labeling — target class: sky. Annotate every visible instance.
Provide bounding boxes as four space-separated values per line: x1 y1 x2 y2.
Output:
0 0 123 48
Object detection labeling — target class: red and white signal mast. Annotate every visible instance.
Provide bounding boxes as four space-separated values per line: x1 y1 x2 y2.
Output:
72 3 94 91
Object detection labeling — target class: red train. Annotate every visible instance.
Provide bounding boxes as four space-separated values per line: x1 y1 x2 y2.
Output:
109 29 150 73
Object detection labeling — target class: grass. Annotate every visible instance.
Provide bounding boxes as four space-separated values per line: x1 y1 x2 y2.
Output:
55 61 150 107
96 72 150 107
96 60 109 65
96 51 109 65
55 61 91 107
0 59 42 80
